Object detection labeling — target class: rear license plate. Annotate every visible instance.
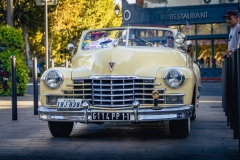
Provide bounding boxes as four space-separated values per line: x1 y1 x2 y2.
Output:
56 99 82 108
91 112 130 121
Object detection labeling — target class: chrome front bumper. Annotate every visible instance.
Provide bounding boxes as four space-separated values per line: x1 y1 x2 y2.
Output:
38 105 193 123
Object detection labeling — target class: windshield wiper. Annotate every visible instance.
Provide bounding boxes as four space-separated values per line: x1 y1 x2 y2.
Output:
132 34 153 47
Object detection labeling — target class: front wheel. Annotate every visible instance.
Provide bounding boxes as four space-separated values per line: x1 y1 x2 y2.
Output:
48 121 74 137
169 118 190 138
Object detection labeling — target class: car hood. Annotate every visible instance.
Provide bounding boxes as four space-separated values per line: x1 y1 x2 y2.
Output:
72 47 187 77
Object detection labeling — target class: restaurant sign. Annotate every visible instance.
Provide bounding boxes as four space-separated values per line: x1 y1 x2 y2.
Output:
170 12 208 20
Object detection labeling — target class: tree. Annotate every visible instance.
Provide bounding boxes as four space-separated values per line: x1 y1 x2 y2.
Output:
48 0 122 63
49 0 122 44
14 0 46 67
0 26 29 96
0 0 122 68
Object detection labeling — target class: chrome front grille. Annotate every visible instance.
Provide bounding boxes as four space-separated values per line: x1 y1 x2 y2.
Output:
68 76 164 107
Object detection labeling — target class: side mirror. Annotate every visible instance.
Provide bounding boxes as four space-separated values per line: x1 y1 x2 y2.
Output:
185 40 192 47
185 40 193 53
175 32 185 45
68 43 75 52
67 43 76 66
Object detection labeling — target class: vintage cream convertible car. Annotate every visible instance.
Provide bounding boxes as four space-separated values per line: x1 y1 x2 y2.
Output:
39 26 201 138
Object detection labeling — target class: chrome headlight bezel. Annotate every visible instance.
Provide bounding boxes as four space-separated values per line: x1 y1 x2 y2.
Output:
43 70 64 89
164 69 185 88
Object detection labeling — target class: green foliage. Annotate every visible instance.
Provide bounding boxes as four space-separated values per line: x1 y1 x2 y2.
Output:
0 0 122 65
49 0 122 62
0 26 29 96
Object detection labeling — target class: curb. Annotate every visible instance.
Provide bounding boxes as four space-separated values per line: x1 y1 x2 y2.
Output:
201 78 222 81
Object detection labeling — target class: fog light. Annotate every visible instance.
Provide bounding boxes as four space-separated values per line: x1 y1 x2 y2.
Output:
166 96 182 104
47 96 61 105
40 115 48 120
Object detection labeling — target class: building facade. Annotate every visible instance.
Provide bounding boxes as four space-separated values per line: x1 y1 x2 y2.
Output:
121 0 238 78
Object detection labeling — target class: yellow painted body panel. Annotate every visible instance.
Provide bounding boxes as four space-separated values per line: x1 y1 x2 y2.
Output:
40 27 200 110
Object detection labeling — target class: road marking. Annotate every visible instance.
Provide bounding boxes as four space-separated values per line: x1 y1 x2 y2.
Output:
27 83 40 85
199 101 222 103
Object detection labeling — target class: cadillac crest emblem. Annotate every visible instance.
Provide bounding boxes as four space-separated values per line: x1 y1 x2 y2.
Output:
108 62 116 72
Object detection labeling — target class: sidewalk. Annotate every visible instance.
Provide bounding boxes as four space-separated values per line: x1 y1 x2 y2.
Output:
0 95 240 160
0 95 40 107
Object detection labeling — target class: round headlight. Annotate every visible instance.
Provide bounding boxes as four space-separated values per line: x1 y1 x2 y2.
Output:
43 70 64 89
164 69 185 88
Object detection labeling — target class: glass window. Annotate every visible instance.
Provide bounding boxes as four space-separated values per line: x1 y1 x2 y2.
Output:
82 28 176 49
180 24 195 36
157 30 163 36
197 40 212 68
188 40 196 59
196 24 211 35
213 23 228 35
214 39 228 68
169 25 180 31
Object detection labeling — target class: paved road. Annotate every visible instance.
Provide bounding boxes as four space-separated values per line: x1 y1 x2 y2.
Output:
201 81 222 96
0 81 239 160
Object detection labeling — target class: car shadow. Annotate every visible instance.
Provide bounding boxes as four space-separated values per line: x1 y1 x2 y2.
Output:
68 122 171 140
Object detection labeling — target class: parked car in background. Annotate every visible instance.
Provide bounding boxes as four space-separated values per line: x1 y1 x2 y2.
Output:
39 26 201 138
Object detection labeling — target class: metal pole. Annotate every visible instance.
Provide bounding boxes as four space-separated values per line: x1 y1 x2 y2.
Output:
230 53 234 129
232 49 239 139
228 54 232 128
225 56 230 124
45 1 48 70
65 49 66 63
33 58 38 115
65 60 68 68
11 56 17 120
51 59 54 68
222 59 226 112
237 45 240 152
7 0 13 27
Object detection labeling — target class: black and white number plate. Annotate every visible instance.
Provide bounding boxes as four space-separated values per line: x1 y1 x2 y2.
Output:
92 112 130 121
56 99 82 108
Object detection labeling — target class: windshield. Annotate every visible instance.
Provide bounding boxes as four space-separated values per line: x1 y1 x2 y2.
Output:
82 28 175 50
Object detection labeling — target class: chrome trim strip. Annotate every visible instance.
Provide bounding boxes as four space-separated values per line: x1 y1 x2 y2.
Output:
163 93 185 96
67 84 91 87
72 76 155 80
135 98 165 101
92 83 160 86
89 76 155 80
45 94 91 96
91 88 161 91
45 93 183 97
93 99 133 102
44 103 185 108
92 88 134 91
62 89 92 91
93 94 137 96
38 105 193 122
93 98 164 101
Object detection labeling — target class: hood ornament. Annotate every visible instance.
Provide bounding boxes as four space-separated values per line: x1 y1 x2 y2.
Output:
108 62 116 72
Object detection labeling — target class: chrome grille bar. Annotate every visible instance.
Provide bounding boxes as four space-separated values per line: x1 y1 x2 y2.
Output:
69 77 163 107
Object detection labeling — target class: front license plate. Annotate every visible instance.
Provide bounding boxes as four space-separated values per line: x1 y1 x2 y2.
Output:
92 112 130 121
56 99 82 108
